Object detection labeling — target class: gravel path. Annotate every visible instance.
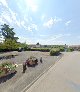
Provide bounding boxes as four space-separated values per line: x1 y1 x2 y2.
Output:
0 51 63 92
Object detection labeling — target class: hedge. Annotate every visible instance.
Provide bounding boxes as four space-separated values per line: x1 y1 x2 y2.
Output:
50 48 60 56
28 48 50 52
66 48 74 52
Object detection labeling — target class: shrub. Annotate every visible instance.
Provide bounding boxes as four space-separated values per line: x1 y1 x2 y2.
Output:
66 48 74 52
50 48 60 56
59 47 65 52
30 48 50 52
0 39 19 52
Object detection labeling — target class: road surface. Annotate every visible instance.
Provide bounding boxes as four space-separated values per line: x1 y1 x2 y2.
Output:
26 51 80 92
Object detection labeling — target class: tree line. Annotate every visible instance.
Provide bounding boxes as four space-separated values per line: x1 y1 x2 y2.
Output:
0 24 28 52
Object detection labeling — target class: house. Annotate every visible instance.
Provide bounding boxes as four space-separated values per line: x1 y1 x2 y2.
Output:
69 45 80 51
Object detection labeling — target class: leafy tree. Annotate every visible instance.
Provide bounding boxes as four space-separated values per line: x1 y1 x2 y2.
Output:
18 42 28 51
3 39 19 51
0 24 18 41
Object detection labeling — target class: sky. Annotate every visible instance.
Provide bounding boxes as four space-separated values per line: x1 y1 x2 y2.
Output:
0 0 80 45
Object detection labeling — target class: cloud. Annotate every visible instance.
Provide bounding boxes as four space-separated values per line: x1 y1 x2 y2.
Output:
65 20 71 26
27 26 32 32
20 21 26 28
17 33 71 45
39 34 48 37
53 16 62 23
47 34 63 42
41 14 46 21
0 3 27 28
18 36 36 44
0 17 6 24
1 11 12 24
27 23 38 32
0 9 21 27
31 24 38 30
36 33 71 45
36 39 65 45
43 18 53 28
43 16 62 28
0 0 24 28
0 0 38 32
25 0 38 12
0 0 8 8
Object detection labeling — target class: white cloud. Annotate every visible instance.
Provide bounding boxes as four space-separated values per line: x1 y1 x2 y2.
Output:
65 20 71 26
54 16 62 23
16 20 21 27
9 8 17 21
31 24 38 30
43 17 62 28
40 34 48 37
36 33 71 45
0 17 5 24
36 39 65 45
0 1 38 32
0 0 8 8
0 6 23 28
25 0 38 12
1 11 12 24
27 23 38 32
41 14 45 21
20 21 26 28
23 16 29 22
18 36 36 44
43 18 53 28
27 26 32 32
17 33 71 45
47 34 63 42
0 0 39 34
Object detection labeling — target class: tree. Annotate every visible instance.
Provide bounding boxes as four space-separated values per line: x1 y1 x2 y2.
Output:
0 24 18 41
3 39 19 51
18 42 28 51
36 42 39 45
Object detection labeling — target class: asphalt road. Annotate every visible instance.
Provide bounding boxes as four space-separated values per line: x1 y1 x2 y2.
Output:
0 51 62 92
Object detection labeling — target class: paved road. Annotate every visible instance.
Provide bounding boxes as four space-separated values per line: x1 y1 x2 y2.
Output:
0 51 62 92
26 51 80 92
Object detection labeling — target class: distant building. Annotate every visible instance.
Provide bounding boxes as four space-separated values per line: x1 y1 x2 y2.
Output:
28 43 68 49
36 42 41 48
28 44 36 48
69 45 80 51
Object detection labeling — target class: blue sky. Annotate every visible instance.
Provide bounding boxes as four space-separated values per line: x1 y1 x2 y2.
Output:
0 0 80 45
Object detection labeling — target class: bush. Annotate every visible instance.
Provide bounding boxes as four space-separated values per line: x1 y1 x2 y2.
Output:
0 40 28 52
50 48 60 56
66 48 74 52
18 43 28 51
0 39 19 52
29 48 50 52
59 47 65 52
